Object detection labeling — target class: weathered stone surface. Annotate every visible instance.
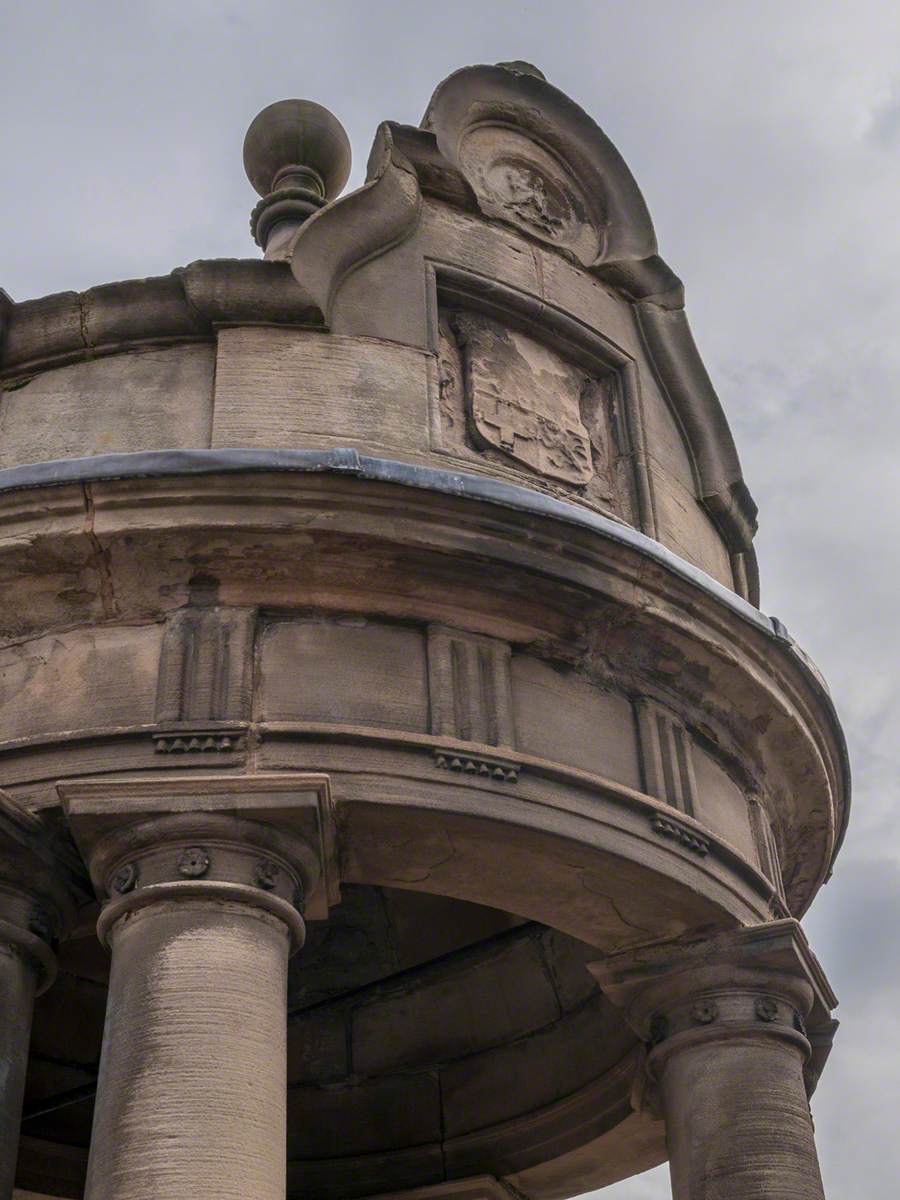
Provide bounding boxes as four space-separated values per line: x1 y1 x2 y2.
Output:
212 327 430 454
259 617 429 732
511 655 642 787
288 1073 442 1159
452 312 595 485
0 345 214 468
0 624 163 742
350 934 561 1075
440 1002 631 1139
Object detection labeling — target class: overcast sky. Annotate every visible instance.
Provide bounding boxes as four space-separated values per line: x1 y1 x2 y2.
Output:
1 2 898 1197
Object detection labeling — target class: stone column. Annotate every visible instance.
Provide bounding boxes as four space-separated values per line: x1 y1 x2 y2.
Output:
0 897 54 1200
0 796 81 1200
61 773 337 1200
590 920 838 1200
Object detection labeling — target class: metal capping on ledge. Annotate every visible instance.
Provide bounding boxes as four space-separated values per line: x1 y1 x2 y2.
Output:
0 446 851 857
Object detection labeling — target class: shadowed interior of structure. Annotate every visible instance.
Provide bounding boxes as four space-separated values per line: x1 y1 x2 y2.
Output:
20 886 640 1199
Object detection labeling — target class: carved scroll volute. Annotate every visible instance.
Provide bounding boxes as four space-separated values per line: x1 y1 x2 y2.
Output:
290 121 423 338
422 62 657 270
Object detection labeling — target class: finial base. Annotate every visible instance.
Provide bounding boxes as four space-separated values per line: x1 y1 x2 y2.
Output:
243 98 351 258
250 187 325 259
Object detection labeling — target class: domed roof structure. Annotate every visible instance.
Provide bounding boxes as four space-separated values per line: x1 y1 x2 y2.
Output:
0 64 845 1200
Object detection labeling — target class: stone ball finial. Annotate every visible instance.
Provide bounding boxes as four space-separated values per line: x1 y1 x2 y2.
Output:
243 99 352 258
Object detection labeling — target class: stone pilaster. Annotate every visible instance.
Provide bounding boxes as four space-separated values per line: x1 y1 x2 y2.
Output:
60 773 338 1200
590 920 838 1200
0 794 82 1200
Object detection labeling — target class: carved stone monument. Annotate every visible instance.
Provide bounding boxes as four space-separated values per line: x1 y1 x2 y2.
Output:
0 62 847 1200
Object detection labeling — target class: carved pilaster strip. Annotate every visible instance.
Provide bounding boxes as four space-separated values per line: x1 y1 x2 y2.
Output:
748 796 787 903
156 606 255 723
427 625 514 748
634 698 697 816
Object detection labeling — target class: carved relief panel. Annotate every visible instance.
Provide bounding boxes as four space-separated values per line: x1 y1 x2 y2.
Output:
458 127 603 263
437 310 627 515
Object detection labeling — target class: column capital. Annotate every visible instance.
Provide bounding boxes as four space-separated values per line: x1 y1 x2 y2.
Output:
59 772 340 952
589 919 838 1095
0 791 86 992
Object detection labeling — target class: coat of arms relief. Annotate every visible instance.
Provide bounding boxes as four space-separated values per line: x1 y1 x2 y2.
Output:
437 310 622 513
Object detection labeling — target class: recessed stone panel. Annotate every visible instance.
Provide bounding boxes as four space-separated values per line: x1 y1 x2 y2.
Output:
259 617 429 732
0 624 163 743
691 745 759 867
0 345 214 468
511 656 641 787
438 312 617 509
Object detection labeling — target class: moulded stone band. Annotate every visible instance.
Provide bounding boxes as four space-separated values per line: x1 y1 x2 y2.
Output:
0 915 58 995
95 879 307 952
645 1019 812 1081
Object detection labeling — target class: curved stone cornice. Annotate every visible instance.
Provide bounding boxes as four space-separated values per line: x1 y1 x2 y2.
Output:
0 445 794 637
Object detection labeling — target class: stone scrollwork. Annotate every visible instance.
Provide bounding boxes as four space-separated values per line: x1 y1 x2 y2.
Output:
111 863 137 894
691 998 719 1025
176 846 211 879
290 121 422 328
254 858 281 891
423 63 657 270
755 995 780 1023
458 128 600 261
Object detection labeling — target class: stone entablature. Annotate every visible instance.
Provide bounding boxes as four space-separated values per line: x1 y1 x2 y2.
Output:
0 464 843 918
